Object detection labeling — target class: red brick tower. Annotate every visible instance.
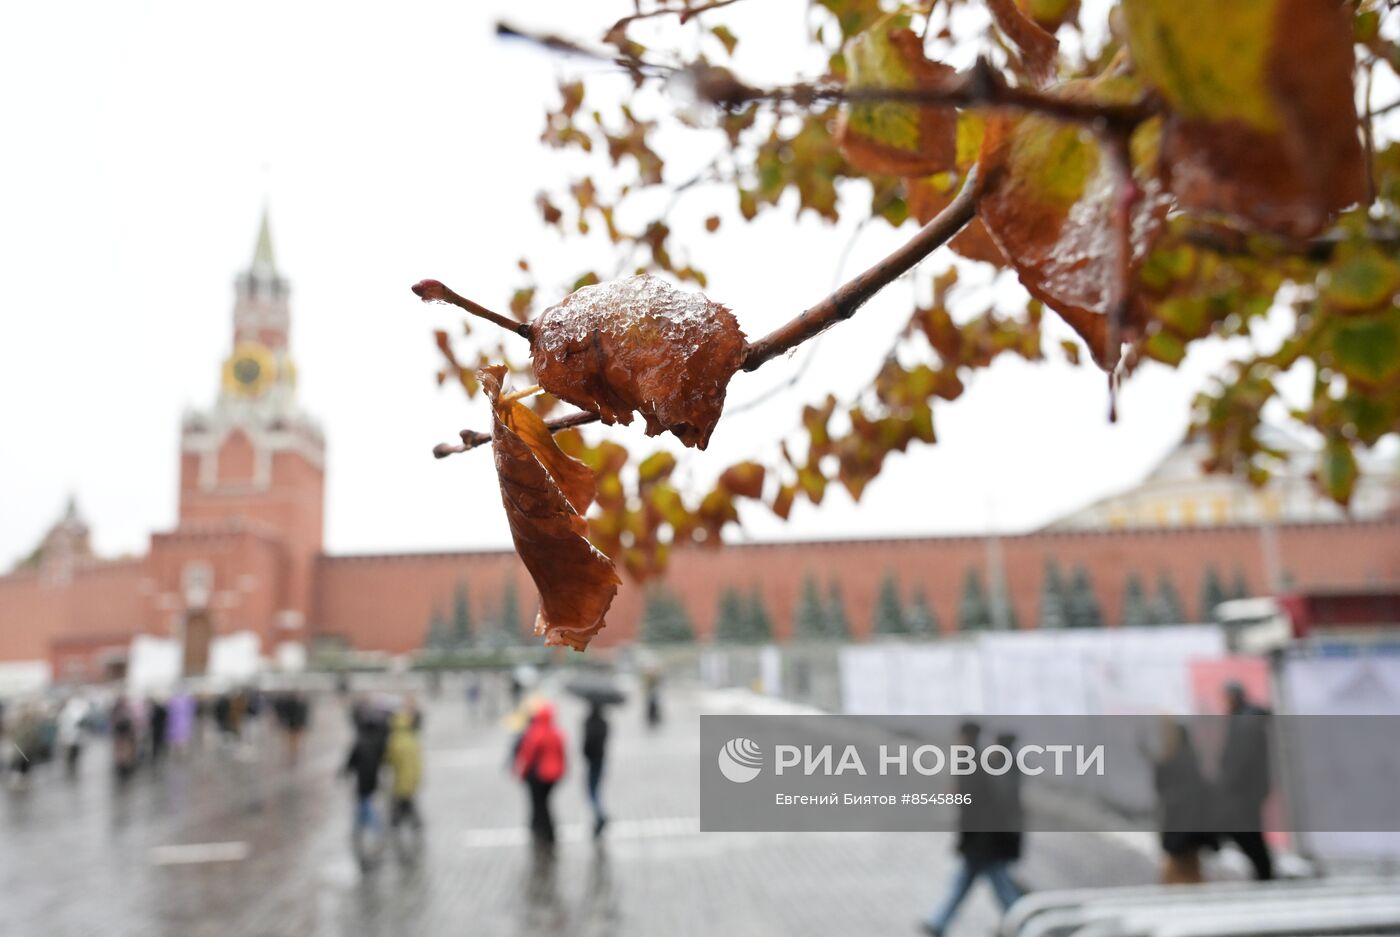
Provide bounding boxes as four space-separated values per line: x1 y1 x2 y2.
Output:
154 210 325 671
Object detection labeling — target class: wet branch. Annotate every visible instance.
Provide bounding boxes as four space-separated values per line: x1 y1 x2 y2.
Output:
413 279 533 339
742 167 981 372
434 410 601 459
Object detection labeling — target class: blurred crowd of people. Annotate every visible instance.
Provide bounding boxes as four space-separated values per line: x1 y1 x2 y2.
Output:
0 686 313 787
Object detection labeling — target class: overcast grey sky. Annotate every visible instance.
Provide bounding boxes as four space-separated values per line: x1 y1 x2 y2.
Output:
0 0 1349 568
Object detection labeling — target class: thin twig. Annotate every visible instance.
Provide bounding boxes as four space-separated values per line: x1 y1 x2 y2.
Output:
434 410 602 459
742 167 981 372
609 0 746 36
497 21 676 77
1363 59 1377 208
413 280 533 339
692 56 1158 130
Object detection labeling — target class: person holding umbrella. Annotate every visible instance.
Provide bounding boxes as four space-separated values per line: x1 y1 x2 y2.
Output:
566 676 626 840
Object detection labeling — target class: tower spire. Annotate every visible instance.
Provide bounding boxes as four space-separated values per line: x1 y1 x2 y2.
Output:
251 205 276 276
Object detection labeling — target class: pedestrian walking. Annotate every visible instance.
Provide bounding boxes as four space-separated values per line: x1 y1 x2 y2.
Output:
1152 719 1218 884
148 697 168 764
166 691 196 758
582 702 610 838
514 701 566 847
922 722 1023 936
57 694 89 778
385 703 425 860
343 706 389 869
1219 681 1274 880
110 698 138 781
643 670 663 729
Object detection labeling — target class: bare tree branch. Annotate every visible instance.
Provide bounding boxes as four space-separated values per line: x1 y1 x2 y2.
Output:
434 409 601 459
413 280 533 339
742 167 981 372
690 56 1159 130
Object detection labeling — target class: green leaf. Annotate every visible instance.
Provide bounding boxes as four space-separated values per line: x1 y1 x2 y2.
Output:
1330 312 1400 385
1317 437 1358 505
1324 247 1400 313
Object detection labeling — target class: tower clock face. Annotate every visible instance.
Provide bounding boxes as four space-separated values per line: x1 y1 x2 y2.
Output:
223 343 276 397
232 357 261 386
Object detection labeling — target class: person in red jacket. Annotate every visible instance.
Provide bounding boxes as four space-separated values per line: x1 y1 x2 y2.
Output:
514 701 567 846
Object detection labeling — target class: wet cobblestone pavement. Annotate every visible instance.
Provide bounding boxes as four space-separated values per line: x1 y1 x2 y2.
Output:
0 681 1156 937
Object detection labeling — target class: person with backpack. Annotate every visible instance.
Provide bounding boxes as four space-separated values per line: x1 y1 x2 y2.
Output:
514 701 566 847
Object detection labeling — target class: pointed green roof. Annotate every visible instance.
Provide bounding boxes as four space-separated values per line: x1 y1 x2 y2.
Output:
251 206 276 274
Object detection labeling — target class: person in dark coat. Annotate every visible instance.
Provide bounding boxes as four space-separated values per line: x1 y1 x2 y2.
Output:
1152 719 1218 883
147 698 168 764
582 703 610 838
1218 682 1273 880
923 722 1023 936
343 705 389 865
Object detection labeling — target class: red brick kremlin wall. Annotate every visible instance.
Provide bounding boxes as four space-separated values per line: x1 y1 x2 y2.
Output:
312 519 1400 654
4 519 1396 668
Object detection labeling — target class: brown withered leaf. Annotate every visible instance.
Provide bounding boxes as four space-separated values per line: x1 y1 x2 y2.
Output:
977 78 1170 367
1123 0 1364 238
834 19 959 176
483 366 620 651
530 275 748 449
986 0 1059 87
718 461 766 499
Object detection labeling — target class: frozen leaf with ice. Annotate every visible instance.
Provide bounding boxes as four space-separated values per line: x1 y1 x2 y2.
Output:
530 274 748 449
977 78 1170 366
483 366 620 651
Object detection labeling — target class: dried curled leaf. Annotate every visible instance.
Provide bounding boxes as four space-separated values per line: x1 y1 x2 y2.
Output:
483 366 620 651
986 0 1059 87
978 78 1170 366
1123 0 1364 238
530 274 748 449
834 18 958 176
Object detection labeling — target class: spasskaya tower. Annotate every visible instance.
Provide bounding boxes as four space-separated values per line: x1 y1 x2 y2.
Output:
151 210 325 673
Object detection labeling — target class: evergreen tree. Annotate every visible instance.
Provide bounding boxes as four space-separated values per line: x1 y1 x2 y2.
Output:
423 605 450 651
1039 559 1070 629
1000 591 1021 630
873 571 908 636
794 574 828 640
450 580 473 648
641 585 695 644
1068 565 1104 628
745 587 774 643
713 586 747 643
1121 573 1153 627
1151 571 1186 624
826 580 851 640
905 587 939 636
958 568 993 632
1199 564 1229 622
1231 568 1251 601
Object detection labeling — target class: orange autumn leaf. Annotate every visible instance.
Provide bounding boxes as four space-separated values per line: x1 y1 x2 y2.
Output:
977 78 1170 366
986 0 1059 87
483 366 620 651
1123 0 1364 238
530 274 748 449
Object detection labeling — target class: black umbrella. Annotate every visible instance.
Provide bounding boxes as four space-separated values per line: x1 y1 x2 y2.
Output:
565 676 628 706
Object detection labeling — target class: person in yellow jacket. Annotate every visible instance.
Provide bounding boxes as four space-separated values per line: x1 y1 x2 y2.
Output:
384 702 424 856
